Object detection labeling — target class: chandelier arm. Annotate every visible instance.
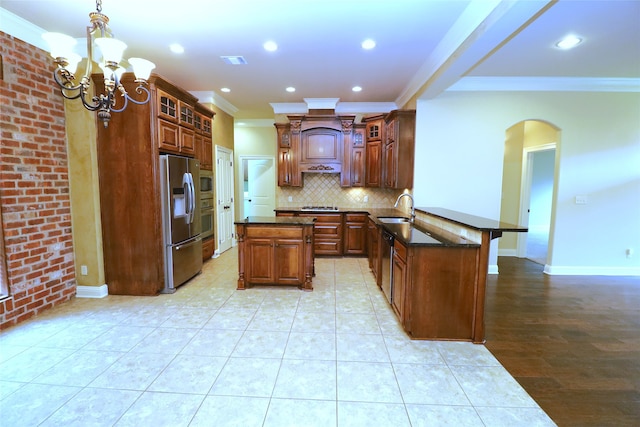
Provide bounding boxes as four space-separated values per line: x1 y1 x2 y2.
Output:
78 86 103 112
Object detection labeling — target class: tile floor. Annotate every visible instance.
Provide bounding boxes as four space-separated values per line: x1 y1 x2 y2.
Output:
0 249 556 426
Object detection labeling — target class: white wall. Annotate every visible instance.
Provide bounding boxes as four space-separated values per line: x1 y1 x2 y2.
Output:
414 91 640 275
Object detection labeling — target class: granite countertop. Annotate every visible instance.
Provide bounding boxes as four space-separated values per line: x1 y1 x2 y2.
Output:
416 207 528 232
235 216 315 226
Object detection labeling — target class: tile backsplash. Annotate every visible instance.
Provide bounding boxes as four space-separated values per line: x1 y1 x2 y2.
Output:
276 173 411 210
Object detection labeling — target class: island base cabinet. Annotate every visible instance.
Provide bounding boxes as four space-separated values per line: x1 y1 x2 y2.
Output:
236 223 313 291
403 246 480 341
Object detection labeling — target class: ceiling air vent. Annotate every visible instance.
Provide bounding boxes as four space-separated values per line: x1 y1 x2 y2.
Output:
220 56 248 65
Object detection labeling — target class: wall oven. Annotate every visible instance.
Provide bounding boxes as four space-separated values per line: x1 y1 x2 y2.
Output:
200 170 214 200
201 197 214 239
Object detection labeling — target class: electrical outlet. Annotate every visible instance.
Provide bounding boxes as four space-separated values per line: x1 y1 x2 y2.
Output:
575 195 588 204
288 196 293 202
363 195 369 203
626 248 634 258
81 265 88 276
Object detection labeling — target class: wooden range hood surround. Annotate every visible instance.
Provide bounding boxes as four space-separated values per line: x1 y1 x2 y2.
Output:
281 113 356 187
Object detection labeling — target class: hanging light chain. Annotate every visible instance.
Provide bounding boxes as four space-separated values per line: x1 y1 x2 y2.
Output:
96 0 102 13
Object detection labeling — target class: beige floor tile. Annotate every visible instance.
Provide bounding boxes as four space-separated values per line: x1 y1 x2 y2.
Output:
129 327 198 354
88 352 174 390
337 361 403 403
209 357 281 397
393 363 470 405
40 387 140 427
33 349 123 387
263 398 337 427
148 354 227 394
337 333 390 362
180 328 243 357
405 404 485 427
115 391 204 427
272 359 336 400
284 332 337 361
232 330 289 358
338 401 411 427
291 310 336 332
190 395 269 427
0 383 80 426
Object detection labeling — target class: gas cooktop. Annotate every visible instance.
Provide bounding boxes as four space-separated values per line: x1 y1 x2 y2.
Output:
300 206 339 211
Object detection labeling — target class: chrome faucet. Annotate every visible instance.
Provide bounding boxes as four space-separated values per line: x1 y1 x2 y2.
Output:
394 192 415 223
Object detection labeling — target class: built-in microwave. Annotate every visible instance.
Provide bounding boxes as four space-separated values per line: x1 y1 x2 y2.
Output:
200 170 214 200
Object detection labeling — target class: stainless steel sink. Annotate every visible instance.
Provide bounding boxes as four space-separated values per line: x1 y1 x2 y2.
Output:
378 217 410 224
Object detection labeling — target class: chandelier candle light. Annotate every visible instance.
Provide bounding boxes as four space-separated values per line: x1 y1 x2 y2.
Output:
42 0 155 127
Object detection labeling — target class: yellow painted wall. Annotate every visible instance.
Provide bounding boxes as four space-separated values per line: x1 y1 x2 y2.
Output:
64 74 105 287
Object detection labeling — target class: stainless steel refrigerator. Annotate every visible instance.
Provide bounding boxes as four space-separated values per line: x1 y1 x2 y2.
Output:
160 154 203 293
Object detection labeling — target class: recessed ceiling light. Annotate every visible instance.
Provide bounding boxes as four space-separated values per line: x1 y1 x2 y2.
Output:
352 86 362 92
555 34 582 50
169 43 184 54
361 39 376 50
286 87 296 93
221 87 231 93
221 56 248 65
263 41 278 52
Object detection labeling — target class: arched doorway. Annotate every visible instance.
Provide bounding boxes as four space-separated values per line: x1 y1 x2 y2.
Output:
499 120 560 268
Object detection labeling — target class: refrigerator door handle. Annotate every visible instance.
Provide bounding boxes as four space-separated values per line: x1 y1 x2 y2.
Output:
182 173 191 222
188 172 196 223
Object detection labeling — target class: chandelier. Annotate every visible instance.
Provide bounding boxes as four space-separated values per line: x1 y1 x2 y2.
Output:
42 0 155 127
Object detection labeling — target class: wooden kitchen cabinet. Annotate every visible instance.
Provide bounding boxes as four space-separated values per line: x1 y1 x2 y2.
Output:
398 243 480 340
275 123 301 187
350 124 366 187
303 213 342 256
364 116 384 187
93 73 214 296
195 106 213 170
391 239 407 322
202 236 214 261
383 110 415 189
236 221 314 290
367 217 381 285
344 213 368 255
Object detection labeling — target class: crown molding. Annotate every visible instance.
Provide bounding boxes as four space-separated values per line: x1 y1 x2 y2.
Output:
190 91 239 116
270 101 398 115
0 7 48 50
234 119 275 128
447 76 640 93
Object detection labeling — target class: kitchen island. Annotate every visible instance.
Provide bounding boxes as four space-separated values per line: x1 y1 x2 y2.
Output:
235 216 315 291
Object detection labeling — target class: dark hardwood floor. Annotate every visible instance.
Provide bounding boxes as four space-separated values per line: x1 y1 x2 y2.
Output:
484 257 640 427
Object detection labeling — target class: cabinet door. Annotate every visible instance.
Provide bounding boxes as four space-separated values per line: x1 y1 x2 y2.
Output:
157 89 178 122
274 239 304 284
351 147 365 187
344 213 367 255
383 141 396 188
180 127 195 156
278 148 293 186
202 137 213 170
158 119 180 153
179 101 195 128
391 245 407 322
365 141 382 187
247 238 274 283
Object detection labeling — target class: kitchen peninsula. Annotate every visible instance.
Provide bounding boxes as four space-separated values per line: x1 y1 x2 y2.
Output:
275 206 527 343
235 216 315 291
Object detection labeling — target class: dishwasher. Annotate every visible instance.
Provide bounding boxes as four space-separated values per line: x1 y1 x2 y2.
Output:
380 229 394 304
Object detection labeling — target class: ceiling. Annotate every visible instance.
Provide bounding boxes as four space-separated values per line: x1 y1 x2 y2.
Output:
1 0 639 120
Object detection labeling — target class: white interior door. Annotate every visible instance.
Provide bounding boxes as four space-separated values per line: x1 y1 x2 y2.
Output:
246 158 276 217
216 146 234 254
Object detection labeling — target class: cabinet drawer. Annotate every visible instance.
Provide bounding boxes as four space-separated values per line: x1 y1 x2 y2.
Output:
315 240 341 255
314 223 341 238
394 240 407 262
246 226 302 239
345 213 367 223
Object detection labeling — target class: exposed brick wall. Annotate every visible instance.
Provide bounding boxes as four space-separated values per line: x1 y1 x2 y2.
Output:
0 31 76 329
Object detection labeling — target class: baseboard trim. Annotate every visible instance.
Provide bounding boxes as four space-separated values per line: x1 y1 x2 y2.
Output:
488 264 499 275
498 249 517 257
543 265 640 276
76 284 109 298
